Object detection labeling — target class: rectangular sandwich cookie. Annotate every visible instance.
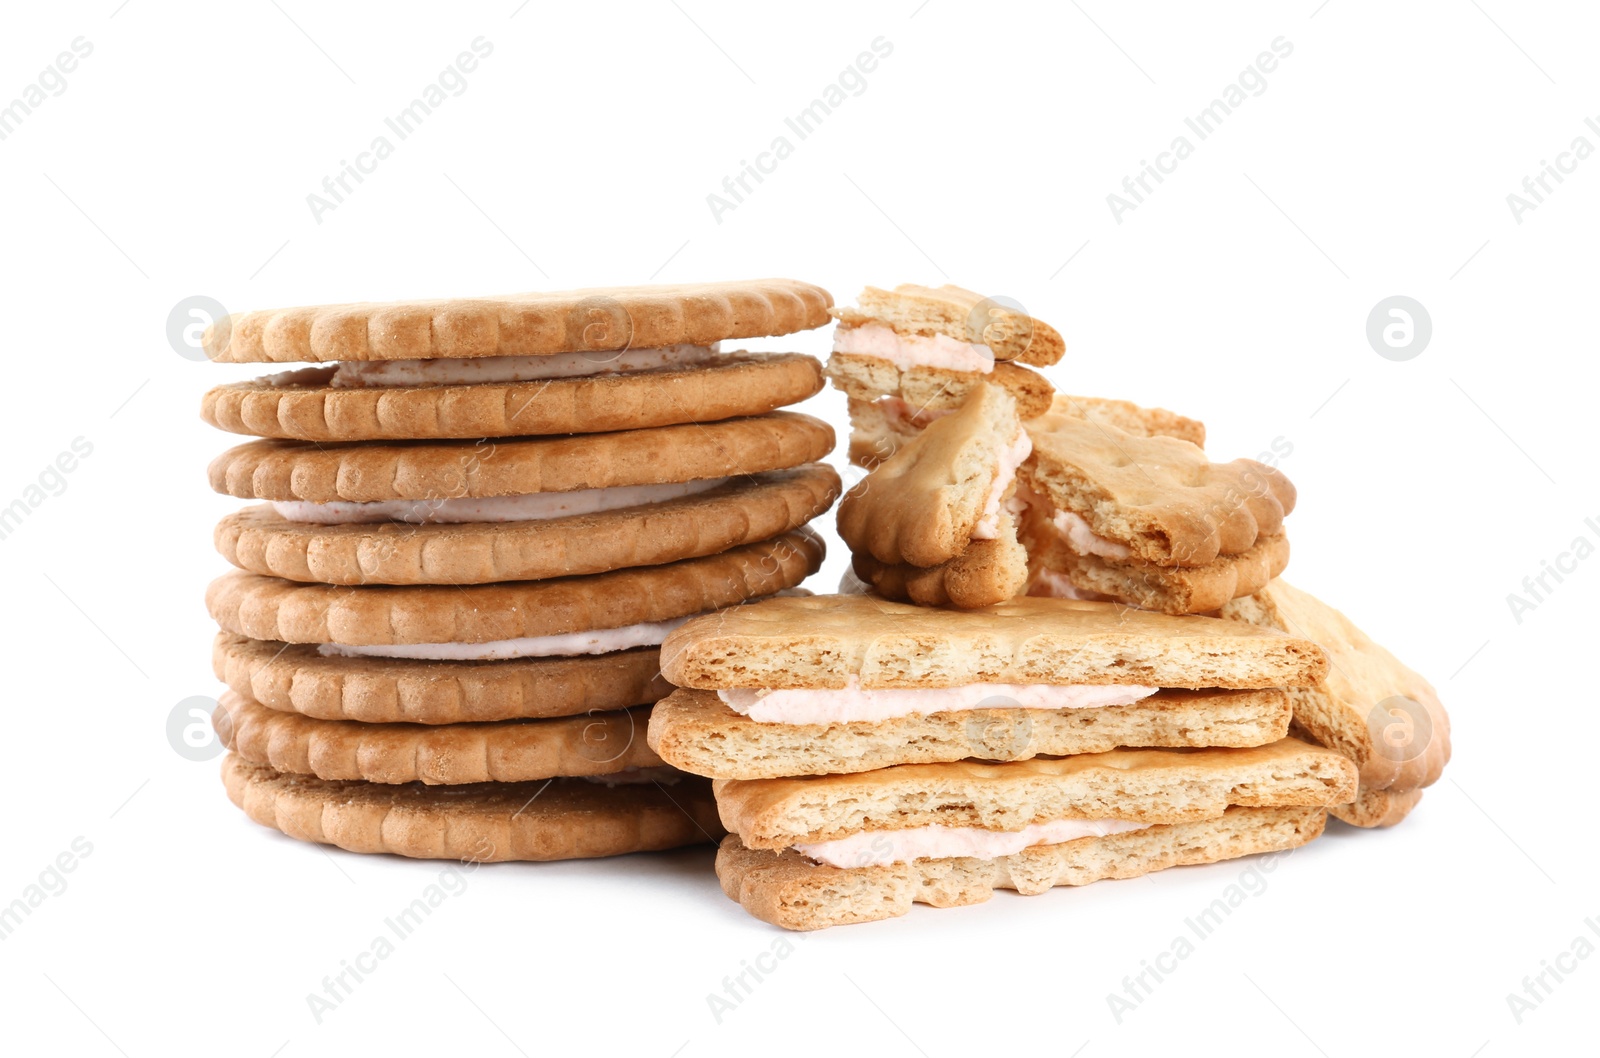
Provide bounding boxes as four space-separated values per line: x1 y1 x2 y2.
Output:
649 686 1291 779
718 805 1326 930
712 739 1356 929
659 594 1327 690
651 594 1324 777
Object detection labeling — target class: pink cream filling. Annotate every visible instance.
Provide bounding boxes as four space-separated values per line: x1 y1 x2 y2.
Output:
717 677 1157 725
271 478 728 525
795 818 1154 868
319 616 692 662
972 430 1033 539
875 396 955 432
325 343 720 388
1053 509 1132 559
833 323 994 373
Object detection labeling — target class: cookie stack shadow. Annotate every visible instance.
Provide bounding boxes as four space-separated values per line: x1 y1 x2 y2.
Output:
200 280 843 862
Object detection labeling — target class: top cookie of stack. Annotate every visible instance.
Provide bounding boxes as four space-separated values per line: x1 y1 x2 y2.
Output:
201 279 843 863
202 279 833 440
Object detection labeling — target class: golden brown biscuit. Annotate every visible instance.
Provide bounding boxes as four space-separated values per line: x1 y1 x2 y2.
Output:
827 356 1054 424
208 413 834 502
1022 407 1295 567
849 521 1029 609
1331 783 1423 828
217 692 662 785
222 754 723 860
206 279 832 362
207 528 825 646
1217 579 1451 798
212 633 670 724
659 593 1327 691
1039 394 1206 448
201 353 825 442
647 686 1291 779
838 383 1023 568
714 738 1356 848
1023 514 1291 615
833 283 1064 367
716 806 1325 930
842 389 1200 474
214 464 839 585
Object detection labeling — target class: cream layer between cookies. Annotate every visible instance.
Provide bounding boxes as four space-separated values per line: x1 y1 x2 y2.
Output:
834 323 994 373
272 478 729 525
972 430 1033 539
795 818 1153 868
718 677 1157 725
1052 509 1133 559
324 343 720 388
321 616 694 662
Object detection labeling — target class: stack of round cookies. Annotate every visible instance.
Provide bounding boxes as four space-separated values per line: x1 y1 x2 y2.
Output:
200 280 840 862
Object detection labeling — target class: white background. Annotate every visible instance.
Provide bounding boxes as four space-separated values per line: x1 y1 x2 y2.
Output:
1 1 1595 1054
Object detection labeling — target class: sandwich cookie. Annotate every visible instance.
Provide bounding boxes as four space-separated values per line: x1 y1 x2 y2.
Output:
713 738 1355 930
839 383 1031 608
657 593 1326 690
207 530 823 719
1017 396 1294 613
216 692 664 785
200 279 832 441
212 632 671 724
650 594 1312 779
842 391 1220 610
1217 579 1452 827
827 285 1062 470
209 412 834 508
222 755 723 861
215 465 837 586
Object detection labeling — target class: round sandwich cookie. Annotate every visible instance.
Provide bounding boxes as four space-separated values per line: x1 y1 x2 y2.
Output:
206 279 833 363
202 354 825 442
212 633 672 724
214 463 839 585
221 755 724 861
200 279 833 441
206 527 825 651
216 692 664 785
208 412 834 504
